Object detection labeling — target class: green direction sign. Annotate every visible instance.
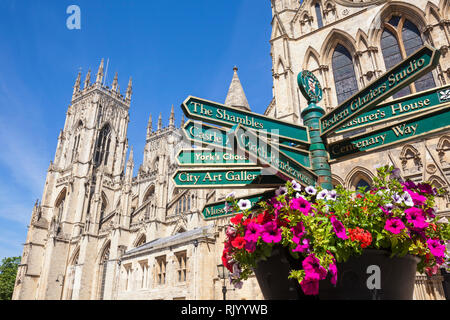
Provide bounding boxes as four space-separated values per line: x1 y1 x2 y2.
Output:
172 168 285 189
202 190 274 220
320 45 441 137
328 106 450 160
176 149 255 167
182 120 312 168
181 96 310 147
335 85 450 135
231 125 318 187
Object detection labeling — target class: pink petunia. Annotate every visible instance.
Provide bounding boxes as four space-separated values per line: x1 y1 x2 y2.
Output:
405 207 428 229
427 238 446 257
385 218 406 234
292 238 310 253
244 222 263 243
329 263 338 286
406 190 427 206
290 197 312 216
302 254 328 280
330 216 348 240
291 222 306 245
300 273 320 295
261 221 282 244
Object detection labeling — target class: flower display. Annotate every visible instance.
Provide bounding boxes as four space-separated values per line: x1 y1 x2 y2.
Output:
222 166 450 295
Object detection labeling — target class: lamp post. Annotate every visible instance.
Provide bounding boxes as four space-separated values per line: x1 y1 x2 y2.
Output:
217 264 229 300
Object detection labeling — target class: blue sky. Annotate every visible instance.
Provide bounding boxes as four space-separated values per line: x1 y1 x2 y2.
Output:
0 1 274 260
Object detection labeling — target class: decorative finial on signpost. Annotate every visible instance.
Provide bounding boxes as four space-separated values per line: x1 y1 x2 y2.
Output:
298 70 333 190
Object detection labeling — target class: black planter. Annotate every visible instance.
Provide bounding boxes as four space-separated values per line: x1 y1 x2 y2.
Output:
253 246 315 300
254 247 420 300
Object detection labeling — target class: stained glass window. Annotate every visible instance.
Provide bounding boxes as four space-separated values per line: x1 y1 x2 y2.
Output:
332 44 359 104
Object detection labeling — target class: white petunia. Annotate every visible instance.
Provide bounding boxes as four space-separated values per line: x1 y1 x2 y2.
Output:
326 190 337 201
237 199 252 211
305 186 317 196
401 192 414 207
316 190 329 200
291 180 302 192
275 186 288 197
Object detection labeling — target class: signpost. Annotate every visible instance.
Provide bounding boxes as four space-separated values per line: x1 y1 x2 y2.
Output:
181 96 310 147
172 167 285 189
182 120 312 168
320 45 441 137
174 44 447 221
335 85 450 135
230 124 318 187
328 106 450 160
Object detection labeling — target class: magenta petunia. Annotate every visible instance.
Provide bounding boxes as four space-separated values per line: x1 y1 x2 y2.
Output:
300 273 320 295
330 216 348 240
329 263 338 286
291 222 305 245
302 254 328 280
244 240 257 253
385 218 406 234
427 238 446 257
404 207 428 229
244 222 263 243
406 190 427 206
293 238 310 253
290 197 312 216
261 221 282 244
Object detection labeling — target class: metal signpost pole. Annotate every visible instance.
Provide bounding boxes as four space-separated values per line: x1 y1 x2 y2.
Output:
298 71 333 190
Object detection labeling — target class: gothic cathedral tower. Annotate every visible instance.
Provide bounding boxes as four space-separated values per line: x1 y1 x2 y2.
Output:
13 59 133 300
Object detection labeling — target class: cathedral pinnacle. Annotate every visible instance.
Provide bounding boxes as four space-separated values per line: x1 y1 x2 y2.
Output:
181 114 185 127
96 58 105 84
158 112 162 130
84 69 91 89
169 105 175 128
147 114 153 139
126 77 133 101
112 72 119 92
73 70 81 97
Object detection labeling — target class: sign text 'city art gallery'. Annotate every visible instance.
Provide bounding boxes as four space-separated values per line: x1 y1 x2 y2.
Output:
320 45 441 137
172 168 285 188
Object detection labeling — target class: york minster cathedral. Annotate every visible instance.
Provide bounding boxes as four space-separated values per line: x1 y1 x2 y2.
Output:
13 0 450 300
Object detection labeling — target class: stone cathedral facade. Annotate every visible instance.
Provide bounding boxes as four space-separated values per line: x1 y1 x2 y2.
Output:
13 0 450 300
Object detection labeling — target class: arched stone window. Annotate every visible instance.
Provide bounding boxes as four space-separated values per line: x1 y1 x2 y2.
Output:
55 189 67 223
66 249 80 300
135 234 146 247
143 185 155 203
94 124 112 167
314 3 324 29
437 136 450 166
98 243 110 300
356 179 371 192
332 44 359 104
380 16 436 98
400 145 422 174
71 121 83 162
